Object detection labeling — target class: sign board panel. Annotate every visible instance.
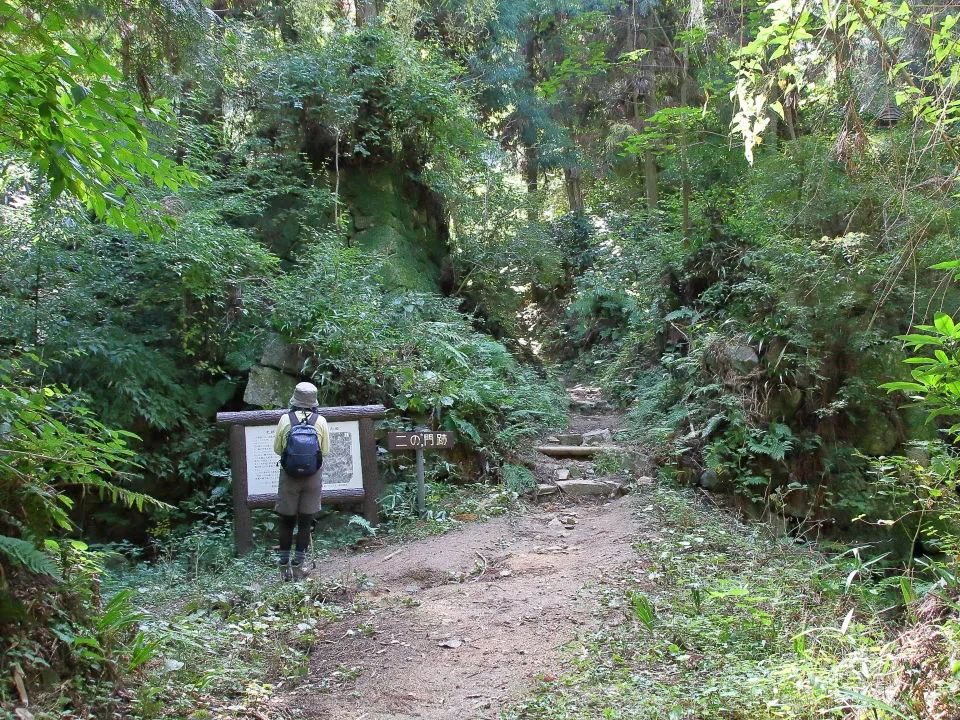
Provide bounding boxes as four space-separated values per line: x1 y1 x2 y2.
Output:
387 431 455 451
244 421 363 497
216 404 385 555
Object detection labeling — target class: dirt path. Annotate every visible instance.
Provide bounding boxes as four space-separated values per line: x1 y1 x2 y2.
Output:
279 388 647 720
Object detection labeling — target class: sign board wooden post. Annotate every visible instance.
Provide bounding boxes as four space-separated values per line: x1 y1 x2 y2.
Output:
386 430 456 517
217 405 385 555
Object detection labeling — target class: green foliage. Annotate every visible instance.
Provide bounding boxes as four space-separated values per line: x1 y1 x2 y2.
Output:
625 589 655 629
0 357 174 707
861 441 960 573
589 118 959 529
380 481 453 535
1 540 165 715
503 464 536 495
733 0 960 165
0 356 167 540
0 175 279 512
272 233 565 459
379 480 524 538
883 312 960 434
0 535 61 580
703 418 799 501
504 487 960 720
100 538 360 719
0 0 199 236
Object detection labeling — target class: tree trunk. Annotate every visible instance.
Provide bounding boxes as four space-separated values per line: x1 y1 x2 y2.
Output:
642 89 659 217
691 0 705 28
336 0 356 23
522 29 541 222
564 166 585 214
357 0 377 26
680 46 692 237
525 144 540 221
629 1 658 218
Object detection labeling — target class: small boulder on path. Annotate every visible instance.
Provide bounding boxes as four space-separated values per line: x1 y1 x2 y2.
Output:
556 479 615 497
582 428 613 446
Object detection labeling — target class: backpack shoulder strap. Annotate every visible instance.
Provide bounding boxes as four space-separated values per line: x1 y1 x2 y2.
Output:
288 410 300 425
307 410 320 427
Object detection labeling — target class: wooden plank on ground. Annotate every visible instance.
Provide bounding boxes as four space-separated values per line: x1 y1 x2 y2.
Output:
534 445 621 457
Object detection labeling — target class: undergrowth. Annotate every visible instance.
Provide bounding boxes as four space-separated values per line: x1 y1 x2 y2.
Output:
378 479 530 539
503 486 960 720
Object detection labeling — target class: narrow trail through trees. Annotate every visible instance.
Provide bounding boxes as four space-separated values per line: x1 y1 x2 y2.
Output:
277 388 651 719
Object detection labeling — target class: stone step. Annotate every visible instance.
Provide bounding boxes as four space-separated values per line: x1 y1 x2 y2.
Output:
534 445 620 458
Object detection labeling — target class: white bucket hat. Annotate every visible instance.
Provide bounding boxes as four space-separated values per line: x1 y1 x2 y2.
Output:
289 382 318 408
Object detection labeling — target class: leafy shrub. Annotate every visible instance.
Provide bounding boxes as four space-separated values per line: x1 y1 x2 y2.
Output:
503 464 536 495
882 312 960 435
273 233 566 465
505 487 960 720
0 356 169 711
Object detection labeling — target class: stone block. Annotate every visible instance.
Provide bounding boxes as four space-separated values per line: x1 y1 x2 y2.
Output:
243 365 299 408
259 334 312 375
582 428 613 446
725 345 760 374
555 479 613 497
698 469 721 490
559 433 583 446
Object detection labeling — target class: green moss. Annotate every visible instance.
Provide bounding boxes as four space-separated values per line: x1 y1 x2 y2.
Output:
339 165 447 292
351 225 441 291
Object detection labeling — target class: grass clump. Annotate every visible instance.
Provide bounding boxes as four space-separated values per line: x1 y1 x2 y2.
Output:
98 538 363 720
504 486 960 720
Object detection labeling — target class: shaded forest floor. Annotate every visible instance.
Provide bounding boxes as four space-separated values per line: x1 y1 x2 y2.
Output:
275 391 647 719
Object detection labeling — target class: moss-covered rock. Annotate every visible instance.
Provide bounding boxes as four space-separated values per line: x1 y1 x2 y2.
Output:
339 164 448 292
243 365 299 408
848 409 901 456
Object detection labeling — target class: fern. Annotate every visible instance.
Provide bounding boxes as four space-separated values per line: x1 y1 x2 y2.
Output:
747 423 795 462
347 514 377 536
72 476 169 514
0 535 62 580
701 412 728 439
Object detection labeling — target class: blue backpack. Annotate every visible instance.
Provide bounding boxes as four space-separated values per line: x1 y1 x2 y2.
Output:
280 410 323 478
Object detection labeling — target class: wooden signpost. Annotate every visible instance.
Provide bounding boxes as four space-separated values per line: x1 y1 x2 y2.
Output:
216 405 385 555
386 429 456 517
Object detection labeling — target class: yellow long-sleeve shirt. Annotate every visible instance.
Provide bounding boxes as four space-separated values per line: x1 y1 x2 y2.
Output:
273 410 331 457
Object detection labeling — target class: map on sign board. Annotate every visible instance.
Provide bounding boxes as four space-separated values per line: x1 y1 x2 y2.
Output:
243 420 363 498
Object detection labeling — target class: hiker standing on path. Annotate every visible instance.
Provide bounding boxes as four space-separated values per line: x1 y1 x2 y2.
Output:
273 382 330 579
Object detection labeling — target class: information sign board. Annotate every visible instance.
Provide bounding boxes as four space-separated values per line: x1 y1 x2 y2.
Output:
243 421 363 498
216 405 385 555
